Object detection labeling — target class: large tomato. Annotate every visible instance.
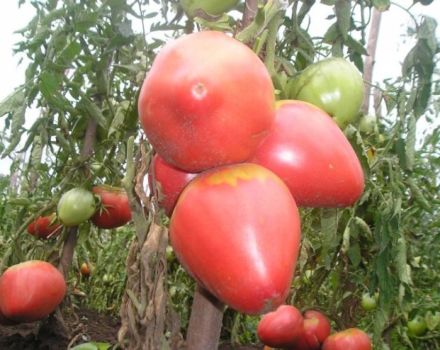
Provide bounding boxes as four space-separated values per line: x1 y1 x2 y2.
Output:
289 58 364 128
138 31 275 172
257 305 304 348
150 154 198 216
0 261 67 322
91 185 132 229
27 213 62 239
180 0 239 18
407 316 428 337
253 100 364 207
322 328 372 350
170 163 301 315
57 188 97 226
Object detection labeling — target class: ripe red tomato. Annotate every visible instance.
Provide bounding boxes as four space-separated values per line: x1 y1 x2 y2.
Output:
27 213 62 239
91 185 132 229
80 262 91 277
0 261 67 322
138 31 275 172
322 328 372 350
150 154 198 216
257 305 304 348
253 100 364 207
170 163 301 315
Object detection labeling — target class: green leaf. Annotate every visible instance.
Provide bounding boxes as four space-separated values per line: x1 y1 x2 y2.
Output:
347 243 362 267
395 237 412 285
372 0 390 11
323 23 339 44
346 36 367 55
322 0 337 5
108 102 129 138
70 342 111 350
78 96 108 129
405 115 416 171
57 40 82 66
39 71 62 100
0 88 25 117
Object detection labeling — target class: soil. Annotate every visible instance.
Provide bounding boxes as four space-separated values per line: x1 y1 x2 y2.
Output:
0 308 263 350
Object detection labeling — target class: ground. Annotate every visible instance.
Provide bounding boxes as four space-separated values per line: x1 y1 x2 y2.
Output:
0 308 262 349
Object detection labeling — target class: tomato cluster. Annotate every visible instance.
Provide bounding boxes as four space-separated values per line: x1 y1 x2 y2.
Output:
257 305 371 350
140 29 365 319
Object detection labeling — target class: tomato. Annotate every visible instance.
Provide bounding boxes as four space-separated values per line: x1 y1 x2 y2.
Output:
286 310 331 350
91 185 132 229
322 328 372 350
257 305 304 348
138 31 275 172
0 261 67 322
170 163 301 314
80 262 91 278
361 293 377 311
407 316 428 336
27 213 62 239
253 100 364 207
180 0 239 17
58 188 97 226
358 114 378 134
150 154 198 216
289 58 364 128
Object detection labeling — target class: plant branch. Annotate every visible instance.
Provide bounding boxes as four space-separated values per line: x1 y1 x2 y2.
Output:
362 8 382 114
242 0 259 28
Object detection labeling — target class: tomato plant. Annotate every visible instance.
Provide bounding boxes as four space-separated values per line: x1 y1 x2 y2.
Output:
0 261 67 322
257 305 304 348
322 328 371 350
170 163 301 314
253 100 364 207
289 58 364 128
27 213 62 239
91 185 132 229
180 0 239 18
150 154 198 216
57 188 97 227
138 31 275 172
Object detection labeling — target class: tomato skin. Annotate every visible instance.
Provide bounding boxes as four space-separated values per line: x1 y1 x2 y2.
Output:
0 261 67 323
180 0 239 17
58 188 97 226
27 213 62 239
138 31 275 172
290 58 364 128
407 316 428 336
170 163 301 315
253 100 364 208
322 328 372 350
150 154 198 216
257 305 304 348
91 185 132 229
361 293 377 311
80 262 91 277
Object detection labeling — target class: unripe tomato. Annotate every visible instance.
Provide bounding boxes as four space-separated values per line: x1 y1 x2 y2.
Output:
257 305 304 348
253 100 364 207
407 316 428 336
361 293 377 311
57 188 96 226
0 261 67 322
322 328 371 350
150 154 198 216
138 31 275 172
358 114 378 134
290 58 364 128
27 213 62 239
180 0 239 17
170 163 301 314
91 185 132 229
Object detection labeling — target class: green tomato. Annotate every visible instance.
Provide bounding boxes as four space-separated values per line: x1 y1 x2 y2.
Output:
290 57 364 128
58 188 96 226
359 114 378 134
361 293 377 311
180 0 239 18
407 316 428 337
